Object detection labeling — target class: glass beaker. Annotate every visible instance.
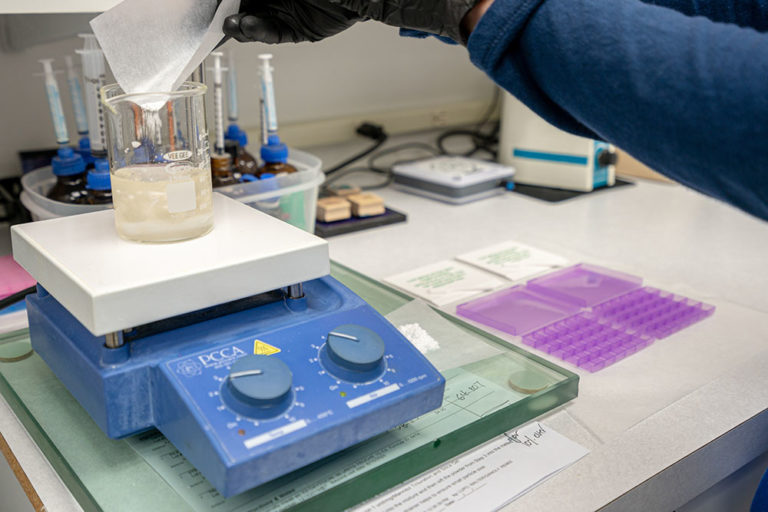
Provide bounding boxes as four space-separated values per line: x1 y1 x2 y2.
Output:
102 82 213 243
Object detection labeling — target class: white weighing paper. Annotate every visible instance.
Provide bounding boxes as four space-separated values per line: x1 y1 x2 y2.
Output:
456 241 569 281
384 260 506 306
354 422 589 512
91 0 240 94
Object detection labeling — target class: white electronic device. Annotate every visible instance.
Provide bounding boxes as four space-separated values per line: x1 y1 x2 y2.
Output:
498 92 617 192
391 156 515 204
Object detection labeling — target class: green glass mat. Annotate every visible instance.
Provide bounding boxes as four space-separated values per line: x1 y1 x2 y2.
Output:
0 261 578 511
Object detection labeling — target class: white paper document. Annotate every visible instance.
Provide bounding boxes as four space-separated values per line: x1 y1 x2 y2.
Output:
384 260 506 306
456 241 568 281
354 422 589 512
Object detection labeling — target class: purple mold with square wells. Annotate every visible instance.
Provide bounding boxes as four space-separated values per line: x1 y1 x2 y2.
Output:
590 287 716 340
521 312 653 373
456 264 715 373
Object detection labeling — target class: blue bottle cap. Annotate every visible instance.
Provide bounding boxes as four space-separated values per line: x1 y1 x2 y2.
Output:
76 137 95 167
225 124 248 147
260 134 288 164
94 158 110 172
240 174 257 182
259 173 275 179
52 147 86 177
86 166 111 191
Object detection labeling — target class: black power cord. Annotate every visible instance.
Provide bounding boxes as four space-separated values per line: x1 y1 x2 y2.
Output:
436 88 501 158
323 123 388 176
321 90 502 191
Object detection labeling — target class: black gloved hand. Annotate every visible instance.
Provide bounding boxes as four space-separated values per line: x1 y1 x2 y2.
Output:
223 0 362 43
337 0 478 43
224 0 479 45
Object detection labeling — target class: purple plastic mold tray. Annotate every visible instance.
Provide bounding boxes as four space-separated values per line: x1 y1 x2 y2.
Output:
455 285 581 336
456 264 715 373
591 287 715 340
521 312 654 373
526 263 643 307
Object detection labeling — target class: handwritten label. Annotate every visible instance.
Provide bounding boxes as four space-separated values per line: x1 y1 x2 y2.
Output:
354 422 588 512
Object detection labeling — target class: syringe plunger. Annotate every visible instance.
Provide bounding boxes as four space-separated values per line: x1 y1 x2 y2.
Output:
211 51 225 154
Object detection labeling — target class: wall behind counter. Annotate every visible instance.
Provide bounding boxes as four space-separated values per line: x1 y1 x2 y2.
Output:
0 19 495 179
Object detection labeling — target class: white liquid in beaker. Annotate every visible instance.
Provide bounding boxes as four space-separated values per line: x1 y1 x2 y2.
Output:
111 164 213 242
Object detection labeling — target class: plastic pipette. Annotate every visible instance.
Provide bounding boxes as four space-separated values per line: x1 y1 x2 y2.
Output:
76 34 107 157
258 54 278 136
210 51 226 155
39 59 69 146
64 56 89 137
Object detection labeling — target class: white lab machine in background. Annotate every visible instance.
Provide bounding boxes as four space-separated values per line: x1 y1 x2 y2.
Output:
498 92 617 192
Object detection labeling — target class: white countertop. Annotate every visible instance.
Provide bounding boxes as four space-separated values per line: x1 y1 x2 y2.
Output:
3 136 768 511
313 141 768 511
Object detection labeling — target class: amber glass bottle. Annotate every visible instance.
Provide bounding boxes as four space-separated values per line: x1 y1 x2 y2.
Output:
80 159 113 205
256 135 297 178
225 125 258 177
47 147 87 204
211 153 239 188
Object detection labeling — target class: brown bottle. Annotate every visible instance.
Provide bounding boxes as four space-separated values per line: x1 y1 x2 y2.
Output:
225 139 258 177
256 135 297 178
211 153 239 188
47 147 88 204
78 161 113 204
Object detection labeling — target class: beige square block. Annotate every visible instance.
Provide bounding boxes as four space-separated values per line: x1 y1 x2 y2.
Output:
347 193 385 217
317 197 352 222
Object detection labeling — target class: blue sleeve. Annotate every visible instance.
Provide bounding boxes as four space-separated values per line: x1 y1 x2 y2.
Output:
467 0 768 221
641 0 768 30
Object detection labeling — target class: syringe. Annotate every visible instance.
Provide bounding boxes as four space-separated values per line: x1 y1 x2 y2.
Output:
76 34 107 159
224 48 248 148
227 49 238 125
258 54 279 137
39 59 69 147
39 59 87 201
210 51 226 155
260 99 268 146
255 55 296 175
64 55 89 138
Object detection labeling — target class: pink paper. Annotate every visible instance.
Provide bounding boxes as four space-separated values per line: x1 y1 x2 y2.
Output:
0 255 35 299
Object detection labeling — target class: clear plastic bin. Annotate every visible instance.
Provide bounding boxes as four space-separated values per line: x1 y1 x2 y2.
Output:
215 148 323 232
20 167 111 221
20 148 324 233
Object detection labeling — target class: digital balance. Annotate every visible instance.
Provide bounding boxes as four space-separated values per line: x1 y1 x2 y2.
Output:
10 194 445 497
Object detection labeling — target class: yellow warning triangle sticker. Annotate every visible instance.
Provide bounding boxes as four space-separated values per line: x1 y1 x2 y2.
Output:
253 339 281 356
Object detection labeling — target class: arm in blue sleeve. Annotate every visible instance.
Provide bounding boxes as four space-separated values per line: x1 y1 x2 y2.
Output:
641 0 768 31
467 0 768 220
